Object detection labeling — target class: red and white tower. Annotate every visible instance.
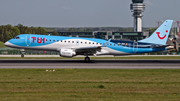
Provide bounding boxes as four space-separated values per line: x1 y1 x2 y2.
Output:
176 21 180 37
157 21 162 27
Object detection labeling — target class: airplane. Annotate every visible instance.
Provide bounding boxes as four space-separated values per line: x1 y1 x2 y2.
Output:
4 20 173 62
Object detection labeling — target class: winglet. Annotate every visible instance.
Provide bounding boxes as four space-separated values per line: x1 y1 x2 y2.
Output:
102 38 111 47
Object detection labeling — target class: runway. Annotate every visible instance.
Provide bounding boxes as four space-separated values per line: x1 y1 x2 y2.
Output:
0 59 180 69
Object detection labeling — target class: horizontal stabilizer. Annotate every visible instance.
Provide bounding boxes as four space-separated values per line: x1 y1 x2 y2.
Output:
152 45 170 49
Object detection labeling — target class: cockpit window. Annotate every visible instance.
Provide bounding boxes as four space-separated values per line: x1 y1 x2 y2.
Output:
16 37 20 39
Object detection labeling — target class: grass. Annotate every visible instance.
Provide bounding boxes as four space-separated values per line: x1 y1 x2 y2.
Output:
0 56 180 60
0 69 180 101
0 41 6 48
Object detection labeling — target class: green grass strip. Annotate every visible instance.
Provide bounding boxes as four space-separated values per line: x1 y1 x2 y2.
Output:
0 69 180 101
0 41 6 48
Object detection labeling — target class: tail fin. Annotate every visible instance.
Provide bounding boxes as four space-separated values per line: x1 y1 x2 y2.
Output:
138 20 173 45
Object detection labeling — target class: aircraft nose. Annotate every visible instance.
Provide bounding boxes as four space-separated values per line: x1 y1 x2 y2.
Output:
4 41 10 46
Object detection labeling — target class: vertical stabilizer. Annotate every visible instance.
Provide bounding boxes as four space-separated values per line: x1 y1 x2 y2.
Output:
138 20 173 45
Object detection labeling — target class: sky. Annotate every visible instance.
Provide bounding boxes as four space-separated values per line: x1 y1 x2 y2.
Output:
0 0 179 27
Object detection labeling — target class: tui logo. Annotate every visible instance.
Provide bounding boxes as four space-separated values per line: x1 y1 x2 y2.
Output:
156 30 168 40
31 37 45 43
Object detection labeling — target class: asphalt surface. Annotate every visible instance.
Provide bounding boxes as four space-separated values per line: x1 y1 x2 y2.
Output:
0 59 180 69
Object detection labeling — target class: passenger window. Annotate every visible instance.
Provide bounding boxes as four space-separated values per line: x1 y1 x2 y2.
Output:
81 42 83 44
68 41 70 43
46 39 48 41
85 42 87 44
100 43 102 45
53 40 55 42
72 41 74 43
89 42 91 44
50 40 51 41
57 40 59 42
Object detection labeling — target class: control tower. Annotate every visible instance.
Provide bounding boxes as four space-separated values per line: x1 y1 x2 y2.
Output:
130 0 145 32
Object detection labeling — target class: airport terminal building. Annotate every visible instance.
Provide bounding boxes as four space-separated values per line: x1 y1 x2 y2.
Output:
47 31 149 41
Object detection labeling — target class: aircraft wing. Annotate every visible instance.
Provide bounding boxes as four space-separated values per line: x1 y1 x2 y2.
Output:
75 46 102 55
74 39 111 55
76 46 101 50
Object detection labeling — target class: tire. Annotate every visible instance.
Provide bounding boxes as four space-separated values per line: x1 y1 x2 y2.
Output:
21 54 24 58
85 57 90 62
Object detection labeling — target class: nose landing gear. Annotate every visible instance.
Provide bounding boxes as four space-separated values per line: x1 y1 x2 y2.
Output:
20 49 25 58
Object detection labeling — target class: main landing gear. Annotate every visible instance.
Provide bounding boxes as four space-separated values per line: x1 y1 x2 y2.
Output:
85 56 90 62
21 54 24 58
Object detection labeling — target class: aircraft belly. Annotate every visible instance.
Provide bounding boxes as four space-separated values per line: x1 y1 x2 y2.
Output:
96 47 127 55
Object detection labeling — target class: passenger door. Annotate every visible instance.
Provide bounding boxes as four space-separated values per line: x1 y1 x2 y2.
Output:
133 42 138 52
26 35 31 46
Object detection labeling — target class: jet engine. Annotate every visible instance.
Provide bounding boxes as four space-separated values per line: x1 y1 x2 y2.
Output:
59 49 76 57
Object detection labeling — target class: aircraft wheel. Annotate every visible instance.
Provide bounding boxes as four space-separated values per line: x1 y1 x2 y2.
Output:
21 54 24 58
85 57 90 62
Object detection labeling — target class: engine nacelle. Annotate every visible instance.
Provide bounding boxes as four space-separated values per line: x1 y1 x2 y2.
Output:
59 49 76 57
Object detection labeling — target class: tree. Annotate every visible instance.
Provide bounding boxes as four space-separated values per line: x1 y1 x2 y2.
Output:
117 28 133 32
84 28 93 31
68 28 77 31
0 24 48 42
145 27 157 36
4 31 13 43
11 26 20 37
26 27 36 34
16 24 28 34
52 30 59 36
36 27 48 35
0 26 4 42
0 25 15 42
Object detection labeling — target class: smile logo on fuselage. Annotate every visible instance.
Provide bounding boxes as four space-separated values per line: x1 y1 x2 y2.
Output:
156 30 168 40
